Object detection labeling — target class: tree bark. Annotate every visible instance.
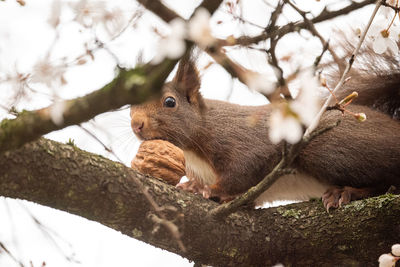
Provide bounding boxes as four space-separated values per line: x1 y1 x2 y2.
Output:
0 138 398 266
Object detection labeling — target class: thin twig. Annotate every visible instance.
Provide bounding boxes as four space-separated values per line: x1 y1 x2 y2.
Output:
18 203 79 264
79 124 124 163
284 0 343 71
129 174 187 252
210 120 341 218
232 0 375 47
0 241 25 267
304 0 382 138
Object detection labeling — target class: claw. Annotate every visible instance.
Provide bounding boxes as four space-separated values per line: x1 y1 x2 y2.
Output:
322 186 376 211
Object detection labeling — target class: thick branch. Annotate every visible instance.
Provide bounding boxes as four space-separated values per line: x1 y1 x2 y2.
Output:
0 0 225 154
0 59 178 153
0 138 398 266
138 0 223 21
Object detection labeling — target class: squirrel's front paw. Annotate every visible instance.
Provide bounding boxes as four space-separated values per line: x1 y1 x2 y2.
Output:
176 182 231 203
176 179 205 194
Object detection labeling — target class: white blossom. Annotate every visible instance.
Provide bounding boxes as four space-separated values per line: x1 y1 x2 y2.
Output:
379 0 398 18
188 8 214 48
102 8 126 36
392 244 400 256
30 58 66 88
49 101 66 126
290 70 321 126
152 18 186 63
269 109 303 144
378 253 396 267
70 0 126 36
244 71 276 94
369 19 400 54
70 0 106 27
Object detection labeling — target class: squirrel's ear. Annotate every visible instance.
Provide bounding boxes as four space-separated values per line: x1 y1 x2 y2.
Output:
173 59 206 111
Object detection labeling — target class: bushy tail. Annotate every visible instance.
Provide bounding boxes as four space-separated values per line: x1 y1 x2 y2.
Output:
325 35 400 120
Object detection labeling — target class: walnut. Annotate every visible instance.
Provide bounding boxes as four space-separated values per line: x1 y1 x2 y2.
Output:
131 140 185 186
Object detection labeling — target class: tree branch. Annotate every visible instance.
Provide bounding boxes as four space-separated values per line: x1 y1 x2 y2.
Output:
0 138 398 266
232 0 375 47
136 0 179 22
0 59 178 153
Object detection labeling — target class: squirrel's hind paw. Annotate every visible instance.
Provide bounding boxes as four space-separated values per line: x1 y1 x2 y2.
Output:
322 186 375 212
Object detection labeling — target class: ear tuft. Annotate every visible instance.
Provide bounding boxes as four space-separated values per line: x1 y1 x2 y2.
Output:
173 57 206 111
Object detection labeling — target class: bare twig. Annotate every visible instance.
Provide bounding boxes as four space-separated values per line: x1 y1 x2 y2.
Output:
79 124 124 163
266 39 292 99
0 241 24 267
304 0 382 138
284 0 343 71
18 203 79 264
231 0 375 47
130 174 187 252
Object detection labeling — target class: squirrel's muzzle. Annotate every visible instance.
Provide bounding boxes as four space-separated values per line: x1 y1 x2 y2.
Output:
130 110 148 135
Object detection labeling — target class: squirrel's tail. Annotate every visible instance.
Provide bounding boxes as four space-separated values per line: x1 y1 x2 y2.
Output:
326 36 400 120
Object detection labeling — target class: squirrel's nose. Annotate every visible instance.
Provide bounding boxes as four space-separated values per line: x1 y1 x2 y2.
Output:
130 109 148 135
132 120 144 133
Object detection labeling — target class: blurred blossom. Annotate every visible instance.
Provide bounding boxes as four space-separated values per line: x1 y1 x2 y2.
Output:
48 0 62 28
244 71 276 94
379 0 398 18
102 8 126 36
269 109 302 144
368 18 399 54
378 253 396 267
290 70 321 126
4 72 28 92
49 100 66 126
152 18 187 64
188 8 214 48
70 0 126 37
30 58 66 88
70 0 106 27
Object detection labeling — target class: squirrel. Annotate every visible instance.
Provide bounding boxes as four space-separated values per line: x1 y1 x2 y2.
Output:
130 50 400 210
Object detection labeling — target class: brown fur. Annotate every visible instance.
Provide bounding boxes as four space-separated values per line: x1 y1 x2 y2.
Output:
130 56 400 202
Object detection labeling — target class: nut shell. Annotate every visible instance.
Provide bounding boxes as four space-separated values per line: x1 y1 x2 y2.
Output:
131 140 185 185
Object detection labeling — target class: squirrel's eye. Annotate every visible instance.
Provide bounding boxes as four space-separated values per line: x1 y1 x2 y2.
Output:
163 97 176 108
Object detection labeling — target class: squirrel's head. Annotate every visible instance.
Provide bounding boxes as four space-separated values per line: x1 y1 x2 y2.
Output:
130 59 206 148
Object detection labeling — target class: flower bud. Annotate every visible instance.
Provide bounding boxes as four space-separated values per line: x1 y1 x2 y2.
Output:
339 91 358 105
354 113 367 122
320 76 327 87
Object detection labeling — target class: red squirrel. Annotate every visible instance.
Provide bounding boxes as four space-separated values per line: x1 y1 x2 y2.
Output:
130 53 400 210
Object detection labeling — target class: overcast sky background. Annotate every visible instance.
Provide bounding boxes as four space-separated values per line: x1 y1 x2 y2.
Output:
0 1 378 266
